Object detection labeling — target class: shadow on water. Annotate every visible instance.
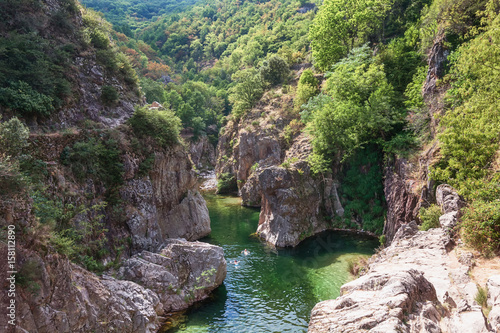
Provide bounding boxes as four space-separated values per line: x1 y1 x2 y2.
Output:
161 194 379 333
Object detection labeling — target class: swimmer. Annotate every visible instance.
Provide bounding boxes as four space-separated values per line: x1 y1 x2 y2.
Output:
242 249 250 256
233 260 240 265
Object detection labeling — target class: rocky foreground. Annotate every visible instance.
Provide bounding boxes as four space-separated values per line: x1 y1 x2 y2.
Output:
11 239 226 333
309 185 499 333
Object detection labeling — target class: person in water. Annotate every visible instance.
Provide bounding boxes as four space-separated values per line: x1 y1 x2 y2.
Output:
233 260 239 265
242 249 250 256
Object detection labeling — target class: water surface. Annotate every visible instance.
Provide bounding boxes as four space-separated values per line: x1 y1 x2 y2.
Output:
163 194 378 332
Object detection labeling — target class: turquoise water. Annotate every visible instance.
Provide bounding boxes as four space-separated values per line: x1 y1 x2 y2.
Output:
163 194 378 332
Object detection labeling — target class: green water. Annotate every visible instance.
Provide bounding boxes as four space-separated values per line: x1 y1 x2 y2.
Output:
164 194 378 332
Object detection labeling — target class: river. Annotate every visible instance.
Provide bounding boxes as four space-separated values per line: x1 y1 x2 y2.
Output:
162 193 378 332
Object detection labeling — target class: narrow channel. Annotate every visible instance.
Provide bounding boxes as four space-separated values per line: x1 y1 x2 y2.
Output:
163 194 378 332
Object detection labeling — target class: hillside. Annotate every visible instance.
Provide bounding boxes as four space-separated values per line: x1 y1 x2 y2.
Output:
2 0 500 331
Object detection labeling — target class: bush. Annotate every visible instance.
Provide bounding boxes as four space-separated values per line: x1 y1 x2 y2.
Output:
216 172 237 194
128 106 181 147
259 55 290 86
460 200 500 255
0 81 54 117
0 117 29 157
0 156 26 197
295 70 320 112
418 204 442 231
101 85 119 105
60 137 123 186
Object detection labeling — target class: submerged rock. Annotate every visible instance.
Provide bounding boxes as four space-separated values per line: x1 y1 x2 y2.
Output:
118 239 226 313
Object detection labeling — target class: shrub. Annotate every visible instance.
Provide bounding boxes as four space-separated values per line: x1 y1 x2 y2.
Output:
101 85 119 105
460 200 500 255
419 204 442 231
259 55 290 86
60 137 123 186
216 172 237 194
128 106 181 147
0 81 54 117
0 156 26 197
0 117 29 157
475 285 488 308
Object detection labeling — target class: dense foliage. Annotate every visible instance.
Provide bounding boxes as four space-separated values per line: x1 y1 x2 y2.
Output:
128 106 181 147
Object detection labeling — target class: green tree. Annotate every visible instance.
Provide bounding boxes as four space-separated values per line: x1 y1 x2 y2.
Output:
259 55 290 86
294 69 319 111
309 0 393 70
229 68 264 118
0 117 29 157
310 46 399 163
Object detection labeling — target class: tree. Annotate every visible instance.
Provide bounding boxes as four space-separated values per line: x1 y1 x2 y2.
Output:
309 0 393 70
0 117 29 157
294 69 319 111
310 46 399 162
259 55 290 86
229 68 264 118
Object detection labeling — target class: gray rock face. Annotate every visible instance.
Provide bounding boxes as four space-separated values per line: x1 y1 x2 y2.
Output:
309 269 441 333
424 34 450 100
121 146 211 252
435 184 465 231
384 159 421 244
436 184 466 214
256 162 342 247
309 225 492 333
12 252 162 333
189 136 216 170
118 239 226 313
488 275 500 332
11 239 226 333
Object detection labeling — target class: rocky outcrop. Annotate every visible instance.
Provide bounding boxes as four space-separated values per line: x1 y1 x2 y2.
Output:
309 221 491 333
256 161 343 247
383 158 422 243
189 136 217 171
436 184 466 231
487 276 500 332
10 249 162 333
118 239 227 313
309 269 442 333
9 239 226 333
215 88 297 197
423 34 450 101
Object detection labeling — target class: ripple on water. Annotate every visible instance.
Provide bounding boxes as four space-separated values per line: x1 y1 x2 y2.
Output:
162 194 378 332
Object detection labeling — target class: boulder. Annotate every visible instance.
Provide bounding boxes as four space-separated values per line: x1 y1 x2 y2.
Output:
256 163 330 247
118 239 226 313
436 184 466 214
308 269 441 333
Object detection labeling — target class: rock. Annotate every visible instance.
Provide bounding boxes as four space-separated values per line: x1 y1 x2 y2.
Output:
436 184 466 214
256 163 337 247
392 220 419 242
308 269 441 333
384 159 421 244
488 276 500 306
12 250 162 333
121 146 211 252
423 34 450 100
458 252 475 269
440 211 459 230
446 309 490 333
118 239 226 312
189 136 216 171
309 223 492 333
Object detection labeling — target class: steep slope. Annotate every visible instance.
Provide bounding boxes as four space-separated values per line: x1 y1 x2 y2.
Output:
0 0 141 128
